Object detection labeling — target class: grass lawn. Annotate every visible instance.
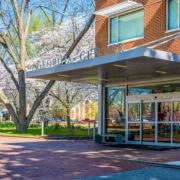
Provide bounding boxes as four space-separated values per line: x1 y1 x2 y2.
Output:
0 126 95 138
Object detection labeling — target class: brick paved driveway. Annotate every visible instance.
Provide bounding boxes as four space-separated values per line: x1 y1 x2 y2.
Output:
0 137 180 180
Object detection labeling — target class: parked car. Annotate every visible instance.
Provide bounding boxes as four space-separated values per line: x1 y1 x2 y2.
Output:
107 118 116 124
81 118 96 123
73 119 81 123
60 118 66 122
81 118 90 123
31 118 40 123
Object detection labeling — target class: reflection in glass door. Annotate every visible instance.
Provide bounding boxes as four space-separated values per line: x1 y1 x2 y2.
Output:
127 102 141 142
142 102 156 143
173 101 180 144
157 101 171 143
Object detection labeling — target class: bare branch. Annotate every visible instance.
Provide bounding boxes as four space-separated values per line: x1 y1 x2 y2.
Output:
0 89 18 124
11 0 20 26
0 32 20 68
64 14 95 58
60 0 69 25
0 57 19 92
27 80 55 124
25 0 31 39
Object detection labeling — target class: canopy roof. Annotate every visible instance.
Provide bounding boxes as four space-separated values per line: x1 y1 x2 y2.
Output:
94 0 143 17
26 48 180 86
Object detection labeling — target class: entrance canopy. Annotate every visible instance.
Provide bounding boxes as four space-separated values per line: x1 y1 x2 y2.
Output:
26 48 180 85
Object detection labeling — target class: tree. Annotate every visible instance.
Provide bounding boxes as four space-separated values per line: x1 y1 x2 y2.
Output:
0 0 95 132
49 82 97 128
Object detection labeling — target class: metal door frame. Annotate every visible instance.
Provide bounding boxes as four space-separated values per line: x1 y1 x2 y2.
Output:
126 95 180 146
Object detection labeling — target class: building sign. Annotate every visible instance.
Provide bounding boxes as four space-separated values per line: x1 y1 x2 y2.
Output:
29 43 124 71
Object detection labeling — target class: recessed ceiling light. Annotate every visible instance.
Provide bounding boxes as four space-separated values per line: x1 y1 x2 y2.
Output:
58 74 70 77
71 77 95 81
114 64 127 68
99 78 109 81
155 71 167 74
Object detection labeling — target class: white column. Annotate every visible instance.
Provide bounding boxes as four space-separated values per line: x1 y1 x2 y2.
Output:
79 106 81 119
98 84 105 135
74 108 76 119
82 103 85 119
41 121 44 136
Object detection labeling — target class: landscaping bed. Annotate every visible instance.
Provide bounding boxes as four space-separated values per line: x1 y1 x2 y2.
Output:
44 134 93 140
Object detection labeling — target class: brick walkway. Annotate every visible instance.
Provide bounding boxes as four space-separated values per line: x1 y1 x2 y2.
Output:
0 137 180 180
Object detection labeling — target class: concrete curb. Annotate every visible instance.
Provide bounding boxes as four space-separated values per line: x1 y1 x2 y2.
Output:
0 135 42 139
98 155 180 169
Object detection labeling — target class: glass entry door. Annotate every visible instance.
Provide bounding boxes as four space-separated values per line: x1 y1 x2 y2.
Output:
126 93 180 146
126 101 141 143
142 101 156 143
127 100 157 145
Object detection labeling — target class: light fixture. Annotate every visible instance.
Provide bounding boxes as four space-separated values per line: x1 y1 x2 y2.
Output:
114 64 127 68
155 71 167 74
71 77 95 81
99 78 109 81
58 74 70 77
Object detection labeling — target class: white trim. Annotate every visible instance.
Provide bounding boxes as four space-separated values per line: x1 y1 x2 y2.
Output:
109 36 144 45
94 1 143 17
165 28 180 34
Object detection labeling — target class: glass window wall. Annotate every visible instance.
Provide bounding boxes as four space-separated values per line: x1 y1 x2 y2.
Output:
106 87 126 136
128 81 180 95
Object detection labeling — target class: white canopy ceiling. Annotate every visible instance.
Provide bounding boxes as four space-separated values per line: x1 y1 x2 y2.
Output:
94 0 143 17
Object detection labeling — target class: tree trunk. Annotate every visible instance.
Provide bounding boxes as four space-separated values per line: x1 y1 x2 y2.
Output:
18 69 26 123
15 121 28 132
67 107 70 128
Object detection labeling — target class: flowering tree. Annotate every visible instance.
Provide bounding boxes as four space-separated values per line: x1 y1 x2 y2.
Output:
0 0 95 132
49 82 97 127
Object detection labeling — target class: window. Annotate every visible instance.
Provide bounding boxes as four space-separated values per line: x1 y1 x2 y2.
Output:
167 0 180 30
109 9 144 44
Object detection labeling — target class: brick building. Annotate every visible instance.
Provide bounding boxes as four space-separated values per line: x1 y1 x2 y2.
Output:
27 0 180 146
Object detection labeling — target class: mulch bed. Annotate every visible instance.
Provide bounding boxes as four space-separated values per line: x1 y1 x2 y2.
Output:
44 135 93 140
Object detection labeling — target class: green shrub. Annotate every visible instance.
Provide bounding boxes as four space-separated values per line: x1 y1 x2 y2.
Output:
54 123 60 131
75 125 82 129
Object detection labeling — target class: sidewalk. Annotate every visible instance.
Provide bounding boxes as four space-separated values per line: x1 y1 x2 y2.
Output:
0 137 180 180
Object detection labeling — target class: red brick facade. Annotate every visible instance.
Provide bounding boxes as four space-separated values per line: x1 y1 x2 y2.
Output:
95 0 180 54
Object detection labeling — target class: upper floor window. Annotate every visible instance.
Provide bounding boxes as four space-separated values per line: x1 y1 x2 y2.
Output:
109 9 144 44
167 0 180 30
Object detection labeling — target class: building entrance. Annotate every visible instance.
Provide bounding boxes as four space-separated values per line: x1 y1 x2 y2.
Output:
126 93 180 146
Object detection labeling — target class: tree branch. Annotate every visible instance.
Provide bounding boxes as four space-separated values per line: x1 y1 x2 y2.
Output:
0 89 18 124
0 57 19 92
60 0 69 25
11 0 20 27
0 32 20 68
64 14 95 58
27 80 55 124
25 0 31 40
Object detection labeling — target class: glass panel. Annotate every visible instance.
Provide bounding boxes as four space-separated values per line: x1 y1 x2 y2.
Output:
142 123 155 142
158 102 171 122
128 82 180 95
158 123 171 143
106 87 126 135
128 103 140 122
128 123 140 141
110 17 118 44
173 101 180 121
118 9 144 41
168 0 179 30
143 102 155 122
129 88 152 95
173 123 180 143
